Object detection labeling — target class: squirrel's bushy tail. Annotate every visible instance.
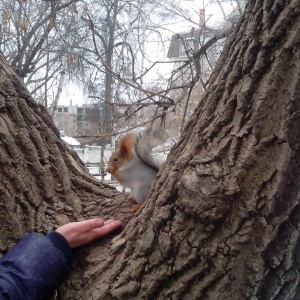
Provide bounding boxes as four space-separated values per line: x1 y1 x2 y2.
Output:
135 128 166 172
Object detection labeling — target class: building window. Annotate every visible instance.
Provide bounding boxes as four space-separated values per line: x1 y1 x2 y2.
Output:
179 39 195 57
77 115 84 122
77 107 84 114
64 107 68 112
58 107 62 112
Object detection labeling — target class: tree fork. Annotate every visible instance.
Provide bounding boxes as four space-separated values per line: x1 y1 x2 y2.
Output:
58 0 299 299
0 0 299 299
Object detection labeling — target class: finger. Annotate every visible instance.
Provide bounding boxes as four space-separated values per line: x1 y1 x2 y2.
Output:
104 219 118 225
93 220 122 238
76 219 105 233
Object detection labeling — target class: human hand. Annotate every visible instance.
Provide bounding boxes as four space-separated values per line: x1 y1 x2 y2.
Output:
56 218 122 249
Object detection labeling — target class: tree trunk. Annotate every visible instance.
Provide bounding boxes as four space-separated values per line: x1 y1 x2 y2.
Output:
103 1 119 138
50 57 67 118
0 0 299 299
61 0 299 298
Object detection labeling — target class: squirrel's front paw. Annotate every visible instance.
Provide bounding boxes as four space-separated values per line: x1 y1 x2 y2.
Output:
127 194 134 202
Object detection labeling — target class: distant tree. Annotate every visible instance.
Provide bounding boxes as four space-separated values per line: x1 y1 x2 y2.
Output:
86 0 245 137
0 0 91 108
0 0 240 140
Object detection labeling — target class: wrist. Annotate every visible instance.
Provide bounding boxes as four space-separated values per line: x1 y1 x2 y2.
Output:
45 231 73 269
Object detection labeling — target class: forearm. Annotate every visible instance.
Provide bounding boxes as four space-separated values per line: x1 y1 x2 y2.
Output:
0 232 72 300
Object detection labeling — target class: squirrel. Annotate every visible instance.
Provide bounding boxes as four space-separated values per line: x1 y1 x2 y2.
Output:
107 130 164 211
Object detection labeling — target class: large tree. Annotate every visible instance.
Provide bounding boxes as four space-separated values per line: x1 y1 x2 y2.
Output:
0 0 299 299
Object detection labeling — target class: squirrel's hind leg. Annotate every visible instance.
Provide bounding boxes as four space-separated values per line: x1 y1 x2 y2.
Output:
126 194 142 212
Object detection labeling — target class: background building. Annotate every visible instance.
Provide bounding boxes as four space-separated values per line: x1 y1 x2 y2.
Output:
53 103 104 140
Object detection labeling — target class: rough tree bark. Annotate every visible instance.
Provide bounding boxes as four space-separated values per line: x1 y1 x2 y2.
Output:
0 0 299 300
0 55 132 252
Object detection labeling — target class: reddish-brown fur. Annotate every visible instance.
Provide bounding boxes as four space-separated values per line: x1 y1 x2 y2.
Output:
119 133 136 160
107 133 137 184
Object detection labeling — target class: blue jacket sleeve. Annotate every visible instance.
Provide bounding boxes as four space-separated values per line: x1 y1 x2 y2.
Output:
0 232 73 300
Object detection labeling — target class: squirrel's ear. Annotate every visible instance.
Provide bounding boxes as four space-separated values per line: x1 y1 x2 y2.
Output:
119 133 136 160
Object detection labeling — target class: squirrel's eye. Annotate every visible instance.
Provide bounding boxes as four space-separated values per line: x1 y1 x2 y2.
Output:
114 158 118 162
